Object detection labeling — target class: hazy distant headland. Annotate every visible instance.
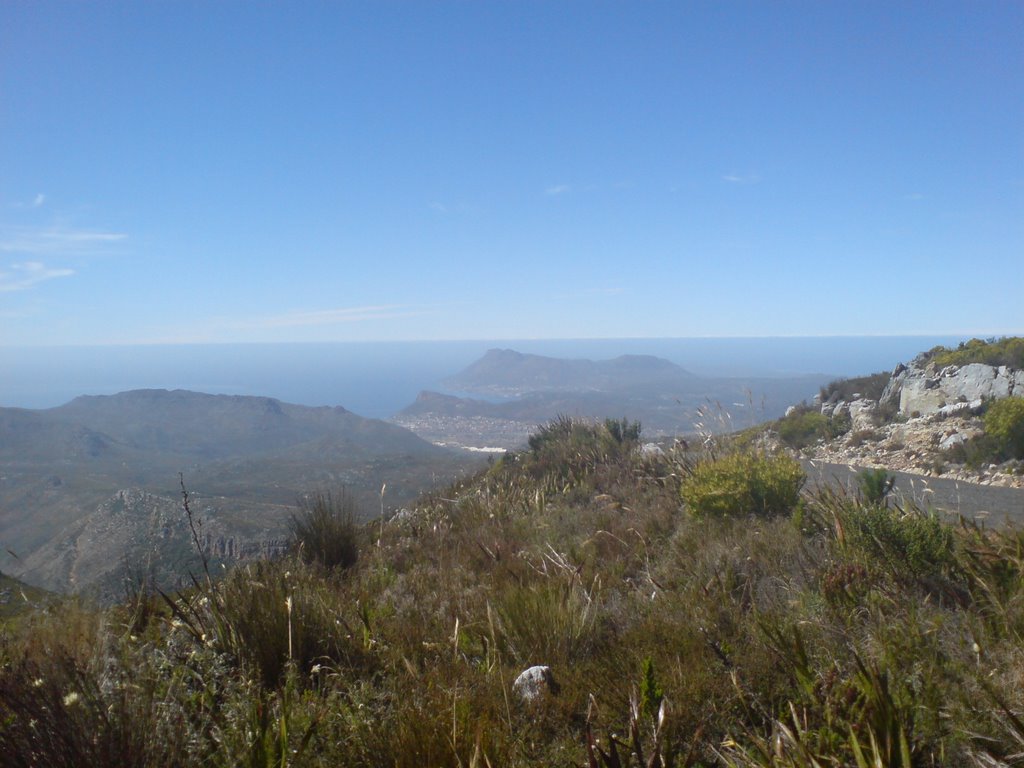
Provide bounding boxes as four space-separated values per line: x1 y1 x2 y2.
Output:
397 348 836 448
0 336 969 416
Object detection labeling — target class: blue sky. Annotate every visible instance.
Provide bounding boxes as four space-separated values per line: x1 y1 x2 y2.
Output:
1 1 1021 345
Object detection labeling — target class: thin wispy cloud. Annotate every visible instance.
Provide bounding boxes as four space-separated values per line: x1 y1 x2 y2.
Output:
11 193 46 210
0 261 75 292
545 184 571 196
232 304 428 330
0 226 128 255
722 173 761 185
903 192 925 201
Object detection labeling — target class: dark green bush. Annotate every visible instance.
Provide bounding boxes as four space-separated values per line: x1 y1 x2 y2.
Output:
522 415 640 489
604 416 641 445
820 371 892 403
857 468 895 507
680 451 805 518
289 491 359 571
843 505 956 581
0 651 191 768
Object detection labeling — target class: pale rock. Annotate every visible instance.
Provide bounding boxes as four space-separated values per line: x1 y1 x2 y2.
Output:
939 433 969 451
937 399 984 419
513 665 559 702
879 364 908 411
848 399 879 431
1014 370 1024 395
899 363 1021 417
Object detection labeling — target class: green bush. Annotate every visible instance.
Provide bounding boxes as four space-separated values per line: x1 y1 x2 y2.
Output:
942 432 1004 469
857 468 895 507
213 560 370 687
843 505 956 581
820 371 891 403
521 415 640 490
984 396 1024 460
681 451 805 518
777 410 830 449
776 407 850 449
289 491 359 571
926 336 1024 369
604 416 641 445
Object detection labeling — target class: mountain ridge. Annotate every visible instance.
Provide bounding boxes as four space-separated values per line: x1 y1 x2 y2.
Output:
0 388 476 597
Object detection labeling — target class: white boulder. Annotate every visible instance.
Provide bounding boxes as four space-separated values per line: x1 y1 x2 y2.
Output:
513 665 559 702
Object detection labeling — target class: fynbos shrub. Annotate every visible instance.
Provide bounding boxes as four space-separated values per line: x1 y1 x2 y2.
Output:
289 491 359 571
984 396 1024 460
857 468 895 507
681 451 805 518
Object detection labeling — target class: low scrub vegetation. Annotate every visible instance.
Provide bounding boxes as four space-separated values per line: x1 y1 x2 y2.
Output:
925 336 1024 369
819 370 891 403
776 408 832 449
984 396 1024 460
3 418 1024 765
680 450 805 518
941 397 1024 469
774 406 851 449
289 490 359 571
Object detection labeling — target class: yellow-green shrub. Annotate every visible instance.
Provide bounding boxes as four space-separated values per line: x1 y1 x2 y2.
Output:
680 451 805 518
984 396 1024 460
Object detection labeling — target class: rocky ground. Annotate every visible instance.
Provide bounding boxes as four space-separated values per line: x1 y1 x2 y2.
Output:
800 412 1024 489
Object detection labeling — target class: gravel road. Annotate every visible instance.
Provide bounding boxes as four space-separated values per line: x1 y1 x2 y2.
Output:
803 460 1024 526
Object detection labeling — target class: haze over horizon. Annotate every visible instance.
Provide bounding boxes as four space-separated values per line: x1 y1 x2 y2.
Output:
2 2 1022 346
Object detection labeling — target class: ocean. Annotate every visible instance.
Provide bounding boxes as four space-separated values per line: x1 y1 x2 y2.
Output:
0 336 970 418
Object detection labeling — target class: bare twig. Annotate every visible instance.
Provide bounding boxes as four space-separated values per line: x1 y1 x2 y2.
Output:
179 473 211 584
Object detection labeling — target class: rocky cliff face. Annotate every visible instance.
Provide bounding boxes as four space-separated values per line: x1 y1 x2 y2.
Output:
16 487 294 600
884 362 1024 417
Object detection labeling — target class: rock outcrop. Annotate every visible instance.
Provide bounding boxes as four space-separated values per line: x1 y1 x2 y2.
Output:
885 362 1024 418
801 352 1024 488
